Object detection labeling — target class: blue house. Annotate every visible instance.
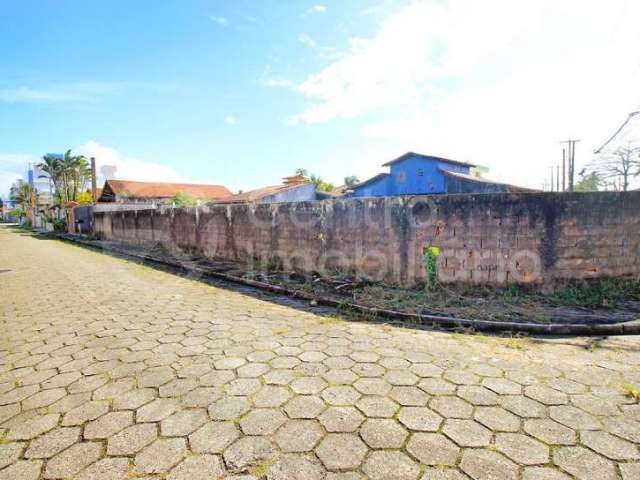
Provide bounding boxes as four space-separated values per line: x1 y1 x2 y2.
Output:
349 152 532 197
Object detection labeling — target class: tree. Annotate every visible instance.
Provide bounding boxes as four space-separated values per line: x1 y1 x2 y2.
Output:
574 172 601 192
310 174 334 192
172 191 199 207
590 143 640 192
38 150 90 204
10 183 36 224
295 168 309 177
344 175 360 187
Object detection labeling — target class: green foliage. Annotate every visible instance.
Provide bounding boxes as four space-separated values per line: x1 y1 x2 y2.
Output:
344 175 360 187
621 383 640 402
52 218 67 232
310 174 334 192
575 172 601 192
549 277 640 307
423 246 440 288
172 191 199 207
37 150 90 204
8 207 25 219
76 191 93 204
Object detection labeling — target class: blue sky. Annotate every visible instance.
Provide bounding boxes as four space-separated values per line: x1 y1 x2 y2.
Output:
2 0 640 197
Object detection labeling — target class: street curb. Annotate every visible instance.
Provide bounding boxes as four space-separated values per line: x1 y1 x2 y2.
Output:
55 234 640 337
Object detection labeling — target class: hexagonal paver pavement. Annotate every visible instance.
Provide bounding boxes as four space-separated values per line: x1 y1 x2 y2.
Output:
2 224 640 480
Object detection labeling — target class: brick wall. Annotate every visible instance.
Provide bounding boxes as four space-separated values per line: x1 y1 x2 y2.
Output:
92 192 640 287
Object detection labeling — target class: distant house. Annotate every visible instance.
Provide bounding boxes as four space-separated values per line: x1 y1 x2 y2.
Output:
348 152 534 197
216 176 317 204
97 179 232 204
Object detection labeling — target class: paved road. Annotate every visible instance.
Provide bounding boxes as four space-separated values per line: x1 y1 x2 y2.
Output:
1 224 639 480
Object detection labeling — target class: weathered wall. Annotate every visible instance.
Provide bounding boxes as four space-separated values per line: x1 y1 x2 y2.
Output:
93 192 640 287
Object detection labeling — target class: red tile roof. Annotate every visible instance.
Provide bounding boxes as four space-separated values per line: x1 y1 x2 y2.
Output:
215 182 310 204
98 179 232 202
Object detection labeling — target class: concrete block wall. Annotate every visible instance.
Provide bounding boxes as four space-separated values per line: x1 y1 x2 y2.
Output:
92 191 640 287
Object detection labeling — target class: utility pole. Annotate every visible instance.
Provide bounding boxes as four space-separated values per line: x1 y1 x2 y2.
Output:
90 157 97 204
556 165 560 192
550 167 555 192
561 139 580 192
562 148 566 192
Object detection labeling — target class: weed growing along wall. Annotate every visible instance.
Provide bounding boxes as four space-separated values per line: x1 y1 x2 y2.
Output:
93 192 640 287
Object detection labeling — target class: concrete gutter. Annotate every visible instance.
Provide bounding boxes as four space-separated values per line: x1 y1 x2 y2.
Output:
56 234 640 337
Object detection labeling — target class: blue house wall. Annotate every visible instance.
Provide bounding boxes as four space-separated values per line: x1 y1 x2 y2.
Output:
261 183 317 203
350 154 472 197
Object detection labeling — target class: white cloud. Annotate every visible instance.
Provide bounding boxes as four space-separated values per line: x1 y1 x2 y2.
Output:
298 33 317 49
76 141 189 184
290 0 640 188
0 154 36 198
0 82 132 104
308 5 327 14
210 16 228 26
225 115 237 125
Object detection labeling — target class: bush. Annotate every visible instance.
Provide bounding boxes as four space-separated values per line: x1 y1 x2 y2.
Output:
52 218 67 232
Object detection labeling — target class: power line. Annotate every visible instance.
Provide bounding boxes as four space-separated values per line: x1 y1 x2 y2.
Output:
594 110 640 154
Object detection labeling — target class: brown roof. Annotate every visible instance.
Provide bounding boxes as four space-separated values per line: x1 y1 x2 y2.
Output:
441 170 540 193
215 181 312 204
98 179 232 202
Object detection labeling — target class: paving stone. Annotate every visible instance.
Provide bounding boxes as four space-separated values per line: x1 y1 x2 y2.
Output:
553 446 617 480
321 386 361 405
21 388 66 410
135 438 187 474
363 451 420 480
200 370 235 386
410 363 443 378
495 433 549 465
291 377 327 395
549 405 601 430
501 395 547 418
323 369 358 385
356 396 398 418
460 449 519 480
443 369 479 385
524 384 568 405
112 387 155 410
474 406 520 432
406 432 460 466
62 401 109 426
620 463 640 480
160 409 208 436
397 406 442 431
571 394 620 416
0 460 43 480
84 411 133 439
0 442 24 469
385 370 419 386
315 434 367 470
430 396 473 419
351 363 385 377
167 454 224 480
93 379 135 401
182 386 223 407
442 419 492 447
284 395 326 419
107 423 158 455
0 403 20 424
75 457 130 480
482 377 522 395
223 436 276 471
267 454 325 480
419 378 456 395
136 398 178 422
252 386 291 407
456 385 498 406
523 418 576 445
275 420 324 452
160 378 198 397
602 416 640 443
390 386 429 406
24 427 80 458
225 378 262 395
190 421 240 453
0 385 39 405
353 378 392 395
208 396 250 420
580 430 639 460
240 408 286 435
7 413 59 440
44 442 102 479
420 468 468 479
319 406 365 432
361 418 408 448
522 467 572 480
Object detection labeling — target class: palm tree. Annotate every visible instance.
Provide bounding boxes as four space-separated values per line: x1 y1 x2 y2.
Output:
38 154 63 202
39 150 90 204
